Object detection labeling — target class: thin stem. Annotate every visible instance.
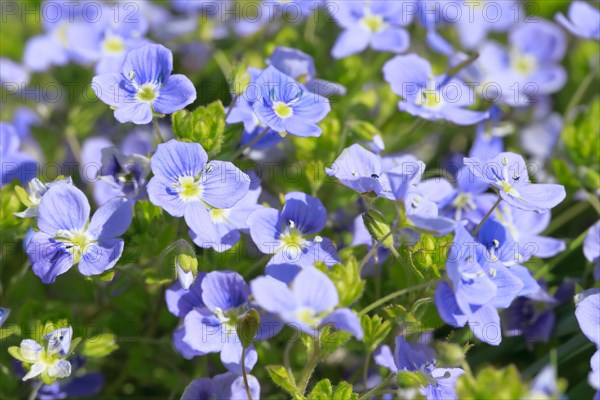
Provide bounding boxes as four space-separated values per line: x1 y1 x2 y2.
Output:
224 94 238 121
472 196 502 235
359 280 438 317
153 117 165 143
29 380 43 400
358 373 395 400
534 229 588 279
447 51 480 77
65 126 82 167
241 348 253 400
564 62 599 120
362 351 371 391
358 230 392 271
544 201 589 235
298 340 321 395
229 127 270 160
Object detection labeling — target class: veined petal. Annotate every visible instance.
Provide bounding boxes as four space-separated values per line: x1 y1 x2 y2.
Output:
78 239 124 276
87 197 133 239
37 184 90 234
199 161 250 209
153 74 197 114
201 271 250 312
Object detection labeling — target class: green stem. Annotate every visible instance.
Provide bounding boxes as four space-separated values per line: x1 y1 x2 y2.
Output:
448 51 480 77
153 117 165 143
298 340 321 395
564 62 599 120
358 373 395 400
472 196 502 235
241 348 253 400
534 229 588 279
543 201 589 235
362 351 371 391
359 280 438 317
29 380 43 400
229 126 270 160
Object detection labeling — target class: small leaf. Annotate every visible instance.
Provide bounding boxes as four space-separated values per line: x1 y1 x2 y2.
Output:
397 371 429 388
327 257 365 307
346 120 381 142
320 326 351 358
172 101 227 156
362 211 398 257
361 315 391 352
333 381 358 400
80 334 117 358
266 365 298 396
308 379 333 400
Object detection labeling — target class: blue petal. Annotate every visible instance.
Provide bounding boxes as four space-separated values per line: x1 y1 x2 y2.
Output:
325 144 383 195
26 233 73 284
165 274 205 318
114 102 153 125
221 339 257 374
265 259 302 285
181 378 213 400
147 176 186 217
78 239 124 276
247 207 283 254
37 184 90 234
468 303 501 346
199 161 250 209
371 28 410 53
511 184 566 213
250 275 297 314
122 44 173 85
182 308 224 354
150 139 208 182
280 192 326 235
393 336 436 371
383 54 430 98
91 73 127 107
332 28 370 59
153 74 197 114
576 291 600 346
434 281 468 328
268 46 316 81
292 267 339 312
322 308 363 339
87 197 133 239
373 345 399 373
201 271 250 312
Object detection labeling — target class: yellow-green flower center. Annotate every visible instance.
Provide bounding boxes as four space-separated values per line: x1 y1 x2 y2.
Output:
360 14 386 32
55 230 92 264
273 101 293 119
136 83 158 103
280 227 306 249
498 180 520 196
209 208 229 223
102 35 125 54
178 176 201 200
296 307 320 326
416 88 444 109
511 52 537 76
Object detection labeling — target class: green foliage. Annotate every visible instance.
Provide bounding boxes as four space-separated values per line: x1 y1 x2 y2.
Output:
80 333 119 359
236 309 261 348
171 101 230 156
266 365 298 396
456 365 526 399
361 314 392 353
346 120 381 142
327 257 365 307
362 210 398 256
397 370 429 389
307 379 333 400
319 326 352 358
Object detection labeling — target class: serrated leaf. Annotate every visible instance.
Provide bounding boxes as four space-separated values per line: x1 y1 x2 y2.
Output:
361 315 391 352
333 381 358 400
397 371 428 388
308 379 333 400
266 365 297 396
80 334 117 358
328 257 365 307
171 101 227 155
320 326 351 358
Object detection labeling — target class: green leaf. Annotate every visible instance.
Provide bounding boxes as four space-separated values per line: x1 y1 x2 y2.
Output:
346 120 381 142
8 346 26 362
320 326 352 358
266 365 298 396
308 379 333 400
456 365 526 399
397 371 429 388
236 309 260 349
361 315 391 352
80 334 117 358
563 98 600 177
332 381 358 400
327 257 365 307
171 101 227 155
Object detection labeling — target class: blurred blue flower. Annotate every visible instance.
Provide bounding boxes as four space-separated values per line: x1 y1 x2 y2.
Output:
556 1 600 41
329 0 412 59
383 54 488 125
1 122 38 188
181 372 260 400
575 289 600 397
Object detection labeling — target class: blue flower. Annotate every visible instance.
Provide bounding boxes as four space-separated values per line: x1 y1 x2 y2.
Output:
556 1 600 41
0 58 30 87
189 171 262 252
25 183 133 283
247 192 339 283
251 66 331 137
584 222 600 280
0 307 10 327
464 152 566 213
268 46 346 97
226 67 284 150
147 139 250 242
178 271 282 373
476 20 566 106
528 365 561 399
181 372 260 400
383 54 488 125
374 335 464 400
575 289 600 396
96 147 150 204
1 122 37 188
92 44 196 124
504 280 573 343
251 267 363 339
329 0 411 59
